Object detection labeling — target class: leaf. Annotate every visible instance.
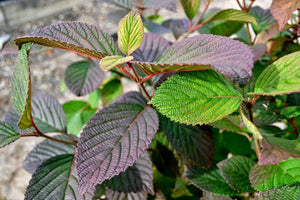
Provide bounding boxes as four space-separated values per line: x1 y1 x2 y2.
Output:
76 92 159 194
31 93 67 133
88 88 101 109
258 23 280 43
0 121 20 149
270 0 300 30
131 33 170 62
11 42 33 129
180 0 201 20
249 158 300 191
249 6 276 34
259 135 300 165
281 106 300 118
24 154 78 200
211 115 248 134
151 71 243 125
210 21 244 37
132 0 176 12
15 22 119 59
105 152 154 194
253 101 281 125
240 108 263 140
185 166 238 196
23 134 76 174
118 11 144 55
161 116 214 168
101 0 132 9
201 191 233 200
250 51 300 96
169 19 190 39
4 110 29 134
100 55 133 71
204 9 257 25
65 60 104 96
251 43 267 62
144 20 171 35
106 188 147 200
254 185 300 200
101 78 123 106
217 156 255 192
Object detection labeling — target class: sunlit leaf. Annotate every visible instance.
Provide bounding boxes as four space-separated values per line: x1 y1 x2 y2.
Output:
240 108 263 140
281 106 300 118
100 55 133 71
88 89 101 109
0 121 20 149
254 185 300 200
180 0 201 20
101 78 122 106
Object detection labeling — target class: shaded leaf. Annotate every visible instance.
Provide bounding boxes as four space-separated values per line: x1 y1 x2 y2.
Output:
249 158 300 191
287 93 300 106
11 42 33 129
258 23 280 43
4 110 30 134
211 115 247 134
281 106 300 118
151 71 243 125
65 60 104 96
101 0 132 9
253 101 281 125
23 134 76 174
15 22 119 59
100 55 133 71
169 19 190 39
118 11 144 55
217 156 255 192
0 121 20 149
210 21 244 37
144 20 171 35
201 191 233 200
253 185 300 200
106 188 147 200
180 0 201 20
101 78 123 106
76 92 159 194
249 6 276 34
133 0 176 12
251 43 267 62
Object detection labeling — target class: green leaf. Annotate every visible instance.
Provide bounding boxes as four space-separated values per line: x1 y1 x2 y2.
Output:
250 51 300 96
11 42 33 129
151 71 243 125
118 11 144 55
211 115 248 134
210 21 244 37
217 156 255 192
281 106 300 118
249 158 300 191
255 185 300 200
100 55 133 71
88 88 101 109
0 121 20 149
204 9 257 25
185 166 238 196
180 0 201 20
249 6 276 34
240 108 263 140
101 78 123 106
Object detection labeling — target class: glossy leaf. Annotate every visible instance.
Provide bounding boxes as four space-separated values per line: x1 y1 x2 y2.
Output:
106 188 147 200
65 60 104 96
151 71 243 125
251 51 300 96
132 0 176 12
161 116 214 168
23 134 76 174
118 11 144 55
15 22 119 59
11 42 33 129
76 92 159 194
0 121 20 149
217 156 255 192
180 0 200 20
249 6 276 34
281 106 300 118
100 55 133 71
185 166 238 196
101 78 122 106
254 185 300 200
249 158 300 191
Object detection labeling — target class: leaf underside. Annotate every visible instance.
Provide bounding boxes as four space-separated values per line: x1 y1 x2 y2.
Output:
100 55 133 71
0 121 20 149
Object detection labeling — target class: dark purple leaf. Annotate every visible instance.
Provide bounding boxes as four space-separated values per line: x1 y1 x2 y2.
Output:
144 20 171 35
15 22 119 59
132 33 170 62
253 185 300 200
76 92 159 194
133 0 176 12
65 60 104 96
170 19 190 39
106 188 147 200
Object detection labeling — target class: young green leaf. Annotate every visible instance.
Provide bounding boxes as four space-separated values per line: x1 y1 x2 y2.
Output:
101 78 122 106
11 42 33 129
76 92 159 194
281 106 300 118
217 156 255 192
250 51 300 96
249 6 276 34
255 185 300 200
151 71 243 125
88 88 101 109
180 0 201 20
211 115 248 134
249 158 300 191
0 121 20 149
118 11 144 55
65 60 104 96
240 108 263 140
100 55 133 71
210 21 244 37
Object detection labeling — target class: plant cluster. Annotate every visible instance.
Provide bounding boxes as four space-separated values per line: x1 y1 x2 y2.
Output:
1 0 300 199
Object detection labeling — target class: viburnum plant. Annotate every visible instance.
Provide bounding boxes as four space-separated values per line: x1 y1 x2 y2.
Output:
1 0 300 199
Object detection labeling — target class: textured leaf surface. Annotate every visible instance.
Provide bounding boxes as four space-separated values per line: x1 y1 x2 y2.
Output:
201 191 233 200
101 78 122 106
31 93 67 133
180 0 200 20
65 60 104 96
281 106 300 118
23 134 75 174
131 33 170 62
249 158 300 191
249 6 276 34
15 22 119 59
186 166 238 195
151 71 243 125
0 121 20 149
11 42 33 129
100 55 133 71
217 156 255 192
76 92 159 194
105 152 153 194
251 51 300 96
162 116 214 168
106 188 147 200
270 0 300 30
118 11 143 55
254 185 300 200
259 135 300 165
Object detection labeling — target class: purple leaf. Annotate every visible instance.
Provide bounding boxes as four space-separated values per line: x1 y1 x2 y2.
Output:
76 92 159 194
133 0 176 12
144 20 171 35
65 60 104 96
106 188 147 200
15 22 119 59
251 43 267 61
170 19 190 39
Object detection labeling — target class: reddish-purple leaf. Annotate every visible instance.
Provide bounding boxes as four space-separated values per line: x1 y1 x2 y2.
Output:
251 43 267 61
76 92 159 194
106 188 147 200
258 23 280 43
170 19 190 39
15 22 119 59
